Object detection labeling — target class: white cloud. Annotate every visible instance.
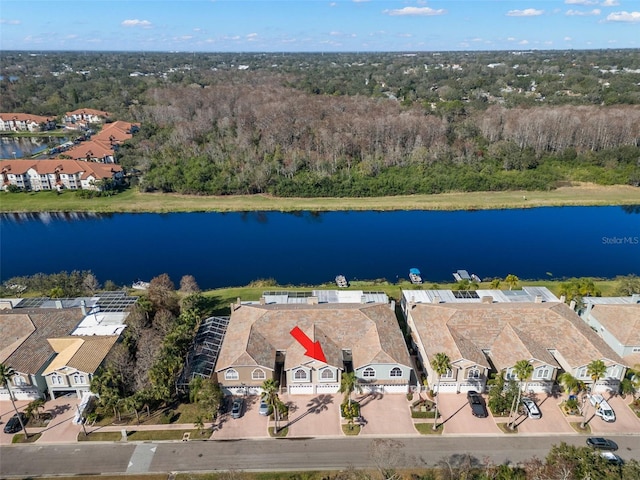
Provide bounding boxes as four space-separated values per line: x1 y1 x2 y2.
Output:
507 36 516 41
0 19 21 25
519 39 530 45
566 8 601 15
385 7 446 16
121 19 152 28
565 0 598 5
506 9 544 17
601 0 620 6
564 36 572 40
606 10 640 21
353 0 370 3
247 33 258 38
330 2 337 5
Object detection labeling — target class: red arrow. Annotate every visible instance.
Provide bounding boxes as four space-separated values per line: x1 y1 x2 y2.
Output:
290 326 327 363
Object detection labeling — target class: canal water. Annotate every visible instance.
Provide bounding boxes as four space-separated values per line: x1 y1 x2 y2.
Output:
1 206 638 289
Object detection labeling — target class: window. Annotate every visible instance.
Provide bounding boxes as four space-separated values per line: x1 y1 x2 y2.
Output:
51 375 63 385
633 347 640 353
321 368 334 380
505 368 516 380
390 367 402 377
225 369 239 380
577 367 587 379
606 366 619 379
251 369 266 380
535 367 551 380
363 367 376 378
441 368 455 379
72 373 86 384
294 369 308 381
13 375 27 386
467 367 480 380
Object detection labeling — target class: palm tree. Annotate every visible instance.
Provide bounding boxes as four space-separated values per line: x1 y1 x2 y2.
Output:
339 371 361 408
558 372 584 398
508 360 533 429
0 363 29 437
430 352 452 431
504 274 520 291
581 359 607 428
262 378 280 432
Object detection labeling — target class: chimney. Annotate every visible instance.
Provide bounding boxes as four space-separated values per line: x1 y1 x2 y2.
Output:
432 296 441 304
389 300 396 311
481 296 493 304
360 295 366 304
632 293 640 304
259 296 266 305
80 299 87 316
534 295 543 304
569 300 576 310
559 295 566 303
307 296 318 305
55 300 63 309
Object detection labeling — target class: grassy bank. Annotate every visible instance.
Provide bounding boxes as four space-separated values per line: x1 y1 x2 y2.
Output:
1 183 639 213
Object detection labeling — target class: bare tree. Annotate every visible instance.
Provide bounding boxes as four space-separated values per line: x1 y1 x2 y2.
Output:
179 275 200 294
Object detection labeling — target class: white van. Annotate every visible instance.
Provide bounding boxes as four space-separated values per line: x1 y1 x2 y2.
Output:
590 394 616 422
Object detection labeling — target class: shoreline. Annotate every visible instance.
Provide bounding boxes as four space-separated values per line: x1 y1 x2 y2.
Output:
1 183 639 213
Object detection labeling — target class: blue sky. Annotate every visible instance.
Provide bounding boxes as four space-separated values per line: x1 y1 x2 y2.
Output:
1 1 639 52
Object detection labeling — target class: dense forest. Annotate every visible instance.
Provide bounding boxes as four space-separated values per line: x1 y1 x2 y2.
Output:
1 50 639 196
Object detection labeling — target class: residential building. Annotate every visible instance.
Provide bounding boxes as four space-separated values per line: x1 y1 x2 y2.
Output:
43 336 119 399
402 287 627 394
580 295 640 368
215 290 413 396
0 113 56 132
0 159 124 191
0 294 134 401
64 108 109 127
61 120 139 163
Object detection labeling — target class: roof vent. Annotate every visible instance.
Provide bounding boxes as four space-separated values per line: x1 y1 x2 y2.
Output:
432 295 441 304
481 296 493 304
307 296 319 305
534 295 543 303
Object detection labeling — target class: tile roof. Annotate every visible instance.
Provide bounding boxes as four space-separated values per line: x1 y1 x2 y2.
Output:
409 302 625 372
0 314 35 363
1 308 85 375
66 108 110 118
93 121 138 143
0 159 122 180
0 113 54 123
216 302 411 373
589 304 640 346
63 140 115 160
44 336 119 375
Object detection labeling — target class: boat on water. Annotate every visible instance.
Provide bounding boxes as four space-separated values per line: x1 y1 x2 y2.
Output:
132 280 150 290
409 268 423 285
335 275 349 288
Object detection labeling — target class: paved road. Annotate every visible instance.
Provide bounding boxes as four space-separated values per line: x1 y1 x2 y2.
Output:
1 435 638 477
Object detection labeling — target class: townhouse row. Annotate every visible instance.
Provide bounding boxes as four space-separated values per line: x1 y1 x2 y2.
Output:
1 287 637 404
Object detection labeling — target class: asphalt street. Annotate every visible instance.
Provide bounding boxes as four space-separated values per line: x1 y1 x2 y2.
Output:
1 435 638 477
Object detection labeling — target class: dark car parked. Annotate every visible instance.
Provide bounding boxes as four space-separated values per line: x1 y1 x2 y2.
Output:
586 437 618 450
467 390 488 418
3 413 26 434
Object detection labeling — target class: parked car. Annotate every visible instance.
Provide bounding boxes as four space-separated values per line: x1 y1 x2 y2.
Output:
586 437 618 450
231 398 244 419
3 413 26 434
467 390 488 418
600 452 624 466
590 394 615 422
521 397 541 419
258 398 270 416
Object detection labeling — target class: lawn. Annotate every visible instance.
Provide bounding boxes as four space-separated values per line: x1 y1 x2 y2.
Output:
2 183 639 213
78 429 207 442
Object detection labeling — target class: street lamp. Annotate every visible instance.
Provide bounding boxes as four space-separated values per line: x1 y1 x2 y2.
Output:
12 151 17 160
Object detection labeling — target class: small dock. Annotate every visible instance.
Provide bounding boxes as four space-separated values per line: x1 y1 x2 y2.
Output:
335 275 349 288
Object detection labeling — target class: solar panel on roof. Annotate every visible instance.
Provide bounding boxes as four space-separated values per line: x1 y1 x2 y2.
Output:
453 290 480 299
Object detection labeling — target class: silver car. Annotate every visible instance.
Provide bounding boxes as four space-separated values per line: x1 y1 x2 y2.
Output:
258 398 270 416
231 398 244 419
522 397 541 419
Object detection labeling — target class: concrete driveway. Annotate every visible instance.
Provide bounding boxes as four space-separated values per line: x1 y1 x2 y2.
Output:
356 393 415 436
586 395 640 435
279 394 341 437
213 396 269 439
436 393 501 435
512 393 574 435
